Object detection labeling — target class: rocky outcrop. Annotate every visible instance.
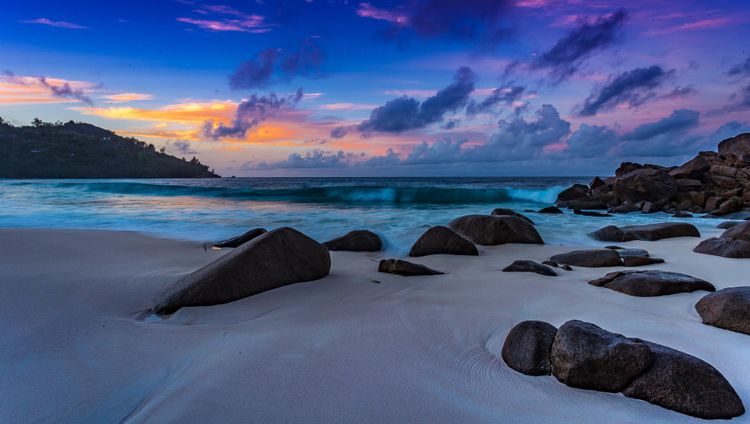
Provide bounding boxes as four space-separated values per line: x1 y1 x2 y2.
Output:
503 319 745 419
502 260 557 276
409 226 478 257
694 221 750 258
501 321 557 376
448 215 543 246
588 270 715 296
555 133 750 214
695 287 750 335
213 228 267 248
377 259 444 276
590 222 699 242
154 227 331 314
550 249 622 267
491 208 534 224
323 230 383 252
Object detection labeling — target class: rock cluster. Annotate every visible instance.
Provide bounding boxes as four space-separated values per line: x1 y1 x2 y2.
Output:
555 133 750 215
502 320 745 419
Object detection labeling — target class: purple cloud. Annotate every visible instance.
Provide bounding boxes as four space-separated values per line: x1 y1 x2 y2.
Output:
203 89 303 139
22 18 86 29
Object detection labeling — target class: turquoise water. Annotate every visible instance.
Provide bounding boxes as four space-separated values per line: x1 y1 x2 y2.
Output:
0 178 722 253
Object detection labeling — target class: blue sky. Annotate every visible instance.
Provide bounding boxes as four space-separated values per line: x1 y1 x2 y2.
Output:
1 0 750 176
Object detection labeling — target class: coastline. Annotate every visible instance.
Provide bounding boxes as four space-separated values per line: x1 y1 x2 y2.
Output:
1 227 746 423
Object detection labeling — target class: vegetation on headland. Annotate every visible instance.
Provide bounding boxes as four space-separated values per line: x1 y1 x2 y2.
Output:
0 117 219 178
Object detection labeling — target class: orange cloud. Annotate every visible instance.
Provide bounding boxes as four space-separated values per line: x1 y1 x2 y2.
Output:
104 92 154 103
0 74 95 105
76 101 236 125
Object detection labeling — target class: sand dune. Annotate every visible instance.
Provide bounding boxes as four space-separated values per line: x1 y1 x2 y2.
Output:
1 227 747 423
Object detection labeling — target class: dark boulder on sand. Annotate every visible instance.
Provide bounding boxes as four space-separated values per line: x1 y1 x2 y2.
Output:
591 222 699 242
550 249 621 267
622 256 665 266
588 270 715 296
154 227 331 314
378 259 444 276
213 228 267 248
502 260 557 276
695 287 750 335
538 206 563 214
491 208 534 224
694 221 750 258
324 230 383 252
551 320 653 392
409 226 478 257
622 341 745 419
502 321 558 376
448 215 543 246
590 225 635 242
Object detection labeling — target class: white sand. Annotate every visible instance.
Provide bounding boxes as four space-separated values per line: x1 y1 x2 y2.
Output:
0 227 747 423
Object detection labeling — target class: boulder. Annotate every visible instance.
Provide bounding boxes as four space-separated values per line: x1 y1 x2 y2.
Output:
377 259 444 276
669 154 713 180
550 320 653 392
323 230 383 252
501 321 558 376
409 226 478 257
695 287 750 335
550 249 622 267
448 215 543 246
711 196 743 216
619 222 700 241
718 133 750 160
613 168 678 203
556 184 589 202
612 247 649 257
590 176 606 190
589 225 635 242
694 221 750 258
573 209 612 217
588 270 715 297
538 206 563 214
717 221 740 229
502 260 557 276
154 227 331 314
213 228 267 248
622 256 665 267
622 341 745 419
491 208 534 224
560 198 607 210
672 211 692 218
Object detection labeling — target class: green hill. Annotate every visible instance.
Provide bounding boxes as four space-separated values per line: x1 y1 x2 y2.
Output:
0 118 219 178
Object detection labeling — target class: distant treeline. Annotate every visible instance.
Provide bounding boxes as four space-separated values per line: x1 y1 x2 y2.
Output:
0 117 219 178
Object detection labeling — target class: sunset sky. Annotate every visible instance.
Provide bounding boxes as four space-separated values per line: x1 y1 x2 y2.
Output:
1 0 749 176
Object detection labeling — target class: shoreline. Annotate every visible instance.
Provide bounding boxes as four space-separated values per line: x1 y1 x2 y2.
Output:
1 227 747 423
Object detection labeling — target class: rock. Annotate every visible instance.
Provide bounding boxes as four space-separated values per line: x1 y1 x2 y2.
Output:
613 248 649 257
574 209 612 217
721 211 750 220
556 184 589 202
614 168 678 203
550 249 622 267
710 164 739 178
378 259 444 276
619 222 700 241
695 287 750 335
448 215 543 246
491 208 534 224
588 270 715 296
502 260 557 276
561 264 573 271
717 221 740 229
675 178 702 189
542 260 558 267
502 321 558 376
550 320 653 392
641 201 657 213
154 227 331 314
717 132 750 160
672 211 692 218
323 230 383 252
590 176 606 190
538 206 563 214
622 341 745 419
711 196 743 216
705 196 721 211
213 228 267 248
694 221 750 258
622 256 665 267
409 226 478 257
561 198 607 210
589 225 635 242
669 154 713 180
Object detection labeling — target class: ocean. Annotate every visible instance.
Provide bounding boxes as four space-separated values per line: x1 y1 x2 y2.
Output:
0 177 722 253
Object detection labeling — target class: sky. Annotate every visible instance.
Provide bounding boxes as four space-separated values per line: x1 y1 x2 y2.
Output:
1 0 749 176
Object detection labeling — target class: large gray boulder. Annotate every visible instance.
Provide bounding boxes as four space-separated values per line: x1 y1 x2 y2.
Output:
378 259 444 276
695 287 750 335
323 230 383 252
213 228 267 248
694 221 750 258
154 227 331 314
619 223 700 241
550 249 622 267
448 215 543 246
622 341 745 419
491 208 534 224
588 270 715 297
550 320 653 392
502 321 558 376
613 168 678 203
502 260 557 276
409 226 478 257
718 132 750 160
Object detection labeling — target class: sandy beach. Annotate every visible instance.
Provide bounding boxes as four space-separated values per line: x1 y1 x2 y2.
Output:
1 226 747 423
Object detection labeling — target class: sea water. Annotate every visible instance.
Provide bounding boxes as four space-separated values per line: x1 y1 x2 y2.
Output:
0 177 722 254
